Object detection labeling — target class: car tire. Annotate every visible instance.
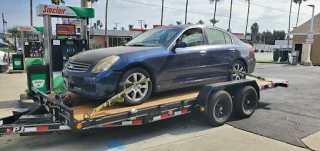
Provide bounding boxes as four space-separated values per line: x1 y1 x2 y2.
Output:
227 60 247 81
233 86 258 118
206 90 233 127
117 67 152 106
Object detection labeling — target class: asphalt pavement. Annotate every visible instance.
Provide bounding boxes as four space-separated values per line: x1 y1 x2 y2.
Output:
228 63 320 148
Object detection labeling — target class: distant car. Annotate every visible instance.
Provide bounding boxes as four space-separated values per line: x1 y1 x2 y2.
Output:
17 48 22 54
62 25 256 106
0 51 6 63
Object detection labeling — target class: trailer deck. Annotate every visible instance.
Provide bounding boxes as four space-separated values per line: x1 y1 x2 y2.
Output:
58 79 286 121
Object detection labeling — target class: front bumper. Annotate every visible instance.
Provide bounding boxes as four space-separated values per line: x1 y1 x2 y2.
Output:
62 69 123 99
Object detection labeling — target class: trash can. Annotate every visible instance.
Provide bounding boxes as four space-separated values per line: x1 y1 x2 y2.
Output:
12 54 24 70
27 64 50 94
0 62 8 73
273 49 280 61
291 51 298 65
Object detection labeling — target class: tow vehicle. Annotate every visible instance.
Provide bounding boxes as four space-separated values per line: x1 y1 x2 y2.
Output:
0 75 288 136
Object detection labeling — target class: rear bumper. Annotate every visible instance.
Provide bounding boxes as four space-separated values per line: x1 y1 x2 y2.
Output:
62 69 123 99
247 57 256 74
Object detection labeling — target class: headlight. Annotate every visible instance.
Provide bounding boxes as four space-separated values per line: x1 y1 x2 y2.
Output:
91 55 120 73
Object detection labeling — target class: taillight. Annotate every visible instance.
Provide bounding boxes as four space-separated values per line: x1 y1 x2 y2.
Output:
250 45 255 54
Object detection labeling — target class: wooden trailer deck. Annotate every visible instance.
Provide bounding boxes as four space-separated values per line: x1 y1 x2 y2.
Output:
55 79 279 121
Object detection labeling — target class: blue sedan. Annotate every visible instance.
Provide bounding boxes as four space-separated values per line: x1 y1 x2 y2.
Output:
62 25 256 105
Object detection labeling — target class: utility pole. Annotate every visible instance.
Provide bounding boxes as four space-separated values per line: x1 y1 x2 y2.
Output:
114 23 119 30
30 0 33 26
185 0 188 25
161 0 164 26
138 20 145 29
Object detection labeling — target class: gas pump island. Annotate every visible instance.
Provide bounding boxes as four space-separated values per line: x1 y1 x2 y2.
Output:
10 26 44 72
26 4 94 94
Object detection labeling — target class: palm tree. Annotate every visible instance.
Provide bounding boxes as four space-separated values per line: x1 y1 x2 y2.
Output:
176 21 182 25
30 0 33 26
244 0 250 40
51 0 65 24
251 23 259 43
210 18 219 26
228 0 233 31
144 24 148 28
105 0 109 47
96 20 103 29
185 0 189 24
93 23 97 29
161 0 164 26
209 0 221 26
288 0 293 48
121 27 125 31
7 27 19 51
187 22 193 25
197 20 205 25
294 0 307 27
128 24 134 29
88 0 98 28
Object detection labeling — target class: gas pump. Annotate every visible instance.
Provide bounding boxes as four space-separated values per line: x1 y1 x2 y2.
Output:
26 4 94 94
10 26 44 73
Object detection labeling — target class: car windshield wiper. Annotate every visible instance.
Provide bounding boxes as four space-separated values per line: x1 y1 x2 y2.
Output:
126 43 146 46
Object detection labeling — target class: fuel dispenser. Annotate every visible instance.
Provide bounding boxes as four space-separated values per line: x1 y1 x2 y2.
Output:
51 39 88 93
24 41 44 68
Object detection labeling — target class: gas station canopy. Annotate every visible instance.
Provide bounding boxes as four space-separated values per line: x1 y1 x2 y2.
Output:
36 4 95 18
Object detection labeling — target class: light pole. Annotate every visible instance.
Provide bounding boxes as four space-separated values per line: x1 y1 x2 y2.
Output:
304 4 315 66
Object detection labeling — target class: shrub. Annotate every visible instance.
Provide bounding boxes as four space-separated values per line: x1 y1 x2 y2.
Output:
254 49 258 52
261 50 264 53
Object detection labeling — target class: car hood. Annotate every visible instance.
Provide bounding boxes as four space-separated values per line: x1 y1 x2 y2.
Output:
70 46 156 64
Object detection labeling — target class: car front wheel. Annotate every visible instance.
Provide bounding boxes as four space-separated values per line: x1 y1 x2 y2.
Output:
117 67 152 106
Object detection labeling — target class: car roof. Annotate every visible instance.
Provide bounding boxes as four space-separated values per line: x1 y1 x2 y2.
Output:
156 24 227 32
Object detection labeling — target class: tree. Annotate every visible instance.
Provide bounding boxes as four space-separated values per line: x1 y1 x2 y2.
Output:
209 0 221 26
121 27 125 31
7 27 19 51
273 30 286 40
105 0 109 47
128 24 134 29
187 22 193 25
119 38 127 46
197 20 204 25
251 23 259 43
294 0 307 27
93 23 97 29
176 21 182 25
228 0 233 31
96 20 103 29
144 24 148 28
113 27 117 30
51 0 65 5
88 0 99 28
210 18 219 26
244 0 251 40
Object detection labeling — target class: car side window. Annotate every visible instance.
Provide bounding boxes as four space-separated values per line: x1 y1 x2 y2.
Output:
204 28 227 45
224 33 233 44
177 28 204 47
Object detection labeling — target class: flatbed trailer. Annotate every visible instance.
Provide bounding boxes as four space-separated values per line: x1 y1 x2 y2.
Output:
0 78 288 136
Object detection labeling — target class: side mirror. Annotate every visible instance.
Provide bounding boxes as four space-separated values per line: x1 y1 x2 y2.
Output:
175 41 187 48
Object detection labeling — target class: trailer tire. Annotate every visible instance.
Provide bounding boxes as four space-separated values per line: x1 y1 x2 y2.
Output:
233 86 258 118
206 90 233 127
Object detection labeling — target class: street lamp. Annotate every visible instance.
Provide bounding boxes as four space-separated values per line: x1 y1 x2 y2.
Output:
304 4 315 66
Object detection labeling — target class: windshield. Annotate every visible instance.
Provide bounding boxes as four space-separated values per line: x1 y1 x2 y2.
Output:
126 28 181 47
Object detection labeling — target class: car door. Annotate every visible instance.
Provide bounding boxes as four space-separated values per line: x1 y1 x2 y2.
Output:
159 27 207 88
203 28 238 78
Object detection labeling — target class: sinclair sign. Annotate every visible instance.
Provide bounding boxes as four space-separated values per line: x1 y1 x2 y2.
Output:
17 26 44 32
36 4 94 18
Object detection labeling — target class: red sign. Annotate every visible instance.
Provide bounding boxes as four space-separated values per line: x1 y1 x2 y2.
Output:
19 26 32 31
43 5 66 15
56 24 76 36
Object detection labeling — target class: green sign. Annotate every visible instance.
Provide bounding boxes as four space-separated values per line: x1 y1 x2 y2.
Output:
53 72 68 94
25 58 44 68
31 74 47 93
13 58 22 69
36 4 95 18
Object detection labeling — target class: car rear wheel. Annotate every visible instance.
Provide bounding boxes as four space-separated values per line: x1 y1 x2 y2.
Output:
228 60 247 81
117 67 152 106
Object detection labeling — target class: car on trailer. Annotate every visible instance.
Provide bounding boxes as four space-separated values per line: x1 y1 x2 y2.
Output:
0 77 288 136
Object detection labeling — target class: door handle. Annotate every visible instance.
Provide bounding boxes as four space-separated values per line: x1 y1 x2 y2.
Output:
200 50 207 55
229 48 236 52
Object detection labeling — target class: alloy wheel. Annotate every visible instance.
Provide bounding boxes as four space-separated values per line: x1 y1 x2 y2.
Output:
232 63 246 80
124 72 149 102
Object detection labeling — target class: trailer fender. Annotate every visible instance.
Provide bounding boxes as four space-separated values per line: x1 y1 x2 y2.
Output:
196 79 260 113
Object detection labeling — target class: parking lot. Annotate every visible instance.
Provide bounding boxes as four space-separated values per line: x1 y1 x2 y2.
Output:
0 63 319 151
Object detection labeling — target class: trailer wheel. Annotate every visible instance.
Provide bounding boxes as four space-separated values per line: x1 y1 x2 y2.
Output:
233 86 258 118
206 90 233 127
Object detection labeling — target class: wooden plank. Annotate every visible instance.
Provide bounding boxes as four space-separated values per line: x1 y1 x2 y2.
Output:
48 79 272 121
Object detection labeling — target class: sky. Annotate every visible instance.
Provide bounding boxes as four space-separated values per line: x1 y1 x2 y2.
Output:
1 0 320 34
